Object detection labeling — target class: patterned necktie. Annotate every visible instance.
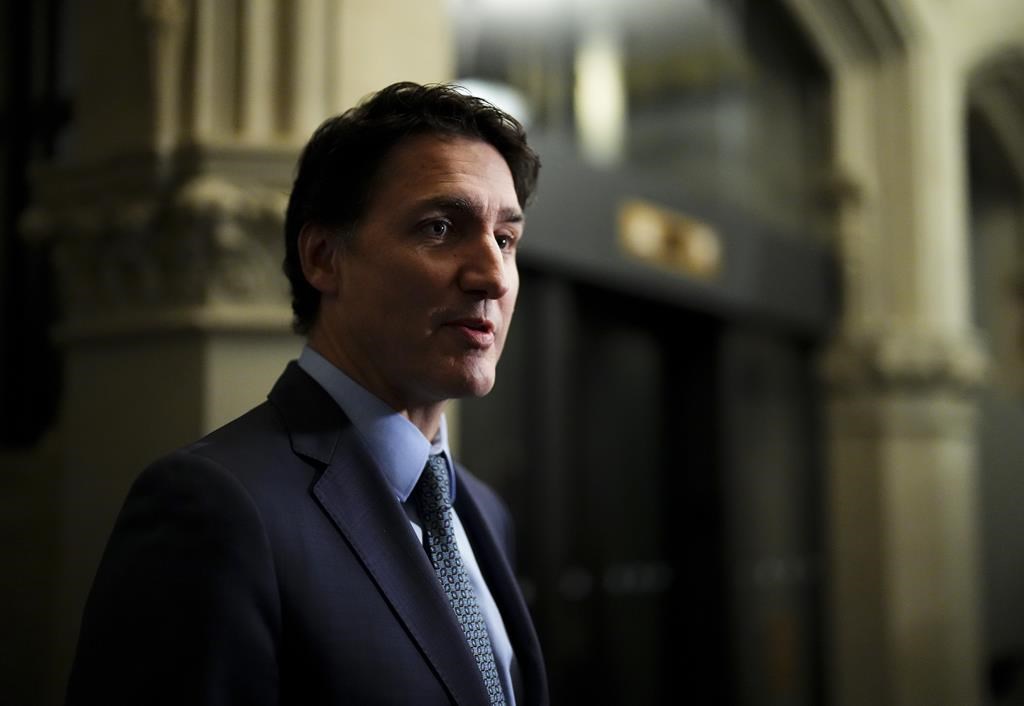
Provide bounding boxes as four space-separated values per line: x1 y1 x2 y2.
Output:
415 454 507 706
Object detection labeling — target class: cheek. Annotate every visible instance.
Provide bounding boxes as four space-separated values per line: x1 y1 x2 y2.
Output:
503 279 520 321
391 257 448 295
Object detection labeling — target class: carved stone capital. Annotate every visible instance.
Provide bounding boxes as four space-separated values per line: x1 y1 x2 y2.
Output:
25 165 293 341
822 328 988 395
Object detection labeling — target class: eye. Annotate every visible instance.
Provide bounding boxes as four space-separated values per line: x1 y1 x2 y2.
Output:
496 234 515 251
426 220 450 237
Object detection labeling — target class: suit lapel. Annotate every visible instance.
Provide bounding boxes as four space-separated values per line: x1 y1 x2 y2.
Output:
269 364 489 705
455 479 550 706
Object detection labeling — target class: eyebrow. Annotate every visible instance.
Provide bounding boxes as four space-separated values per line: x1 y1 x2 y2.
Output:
419 196 524 225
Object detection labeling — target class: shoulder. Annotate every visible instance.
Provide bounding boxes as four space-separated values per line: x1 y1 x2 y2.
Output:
174 393 319 487
69 416 284 706
117 434 279 557
105 388 325 570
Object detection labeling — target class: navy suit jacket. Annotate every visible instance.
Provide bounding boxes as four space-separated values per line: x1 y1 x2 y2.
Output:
66 362 548 705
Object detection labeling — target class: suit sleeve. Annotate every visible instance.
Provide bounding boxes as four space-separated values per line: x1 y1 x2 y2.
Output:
66 450 281 706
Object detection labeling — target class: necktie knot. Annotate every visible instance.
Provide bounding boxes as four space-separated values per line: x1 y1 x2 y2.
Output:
418 453 453 511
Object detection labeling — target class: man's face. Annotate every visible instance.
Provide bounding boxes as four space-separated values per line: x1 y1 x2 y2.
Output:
323 133 523 410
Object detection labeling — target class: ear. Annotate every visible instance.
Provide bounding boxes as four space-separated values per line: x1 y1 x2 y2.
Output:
298 223 342 294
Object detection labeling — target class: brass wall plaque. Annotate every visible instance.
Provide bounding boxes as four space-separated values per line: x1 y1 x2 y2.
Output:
618 198 723 279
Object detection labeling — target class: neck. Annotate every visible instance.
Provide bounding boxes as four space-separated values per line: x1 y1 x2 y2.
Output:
307 330 446 441
406 407 444 442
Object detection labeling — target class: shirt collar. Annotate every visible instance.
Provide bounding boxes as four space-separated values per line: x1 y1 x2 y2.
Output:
297 345 456 503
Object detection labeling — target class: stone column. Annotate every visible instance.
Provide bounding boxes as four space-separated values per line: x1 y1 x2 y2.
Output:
823 339 984 706
27 1 452 702
784 1 988 704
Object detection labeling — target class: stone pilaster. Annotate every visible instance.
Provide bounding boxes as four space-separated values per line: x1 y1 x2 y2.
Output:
30 2 452 703
784 1 994 703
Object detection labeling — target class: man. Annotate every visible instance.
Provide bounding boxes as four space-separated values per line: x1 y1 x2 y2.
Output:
66 82 546 705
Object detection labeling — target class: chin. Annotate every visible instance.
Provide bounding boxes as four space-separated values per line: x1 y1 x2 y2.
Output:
431 354 498 400
450 367 497 399
465 380 496 398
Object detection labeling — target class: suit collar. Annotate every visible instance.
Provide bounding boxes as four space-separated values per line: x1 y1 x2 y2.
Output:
296 346 458 503
268 362 492 705
268 361 343 466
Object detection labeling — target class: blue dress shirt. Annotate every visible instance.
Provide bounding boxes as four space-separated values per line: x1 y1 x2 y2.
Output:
297 346 517 704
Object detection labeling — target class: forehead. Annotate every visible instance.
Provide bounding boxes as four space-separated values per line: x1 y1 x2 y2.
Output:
366 133 519 213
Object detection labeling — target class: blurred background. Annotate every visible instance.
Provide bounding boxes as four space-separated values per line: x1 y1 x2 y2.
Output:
2 1 1023 704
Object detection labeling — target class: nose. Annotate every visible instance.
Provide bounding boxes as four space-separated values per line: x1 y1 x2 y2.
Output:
458 233 510 300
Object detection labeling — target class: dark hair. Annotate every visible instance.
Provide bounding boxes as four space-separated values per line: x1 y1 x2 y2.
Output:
283 81 541 334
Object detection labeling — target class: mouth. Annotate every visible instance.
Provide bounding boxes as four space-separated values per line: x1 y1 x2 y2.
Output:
443 318 496 347
448 318 494 334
